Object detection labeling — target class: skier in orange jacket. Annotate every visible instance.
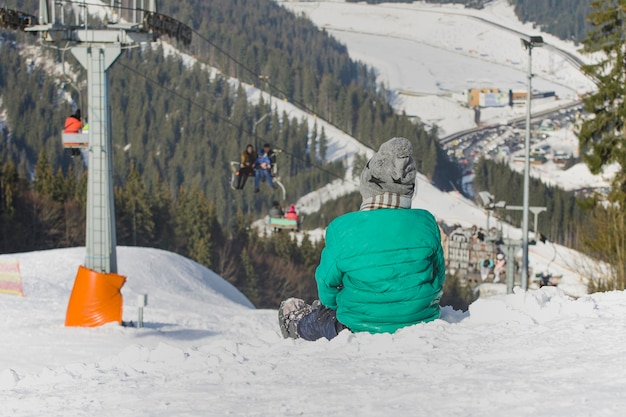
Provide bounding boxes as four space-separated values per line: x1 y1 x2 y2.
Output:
64 109 82 133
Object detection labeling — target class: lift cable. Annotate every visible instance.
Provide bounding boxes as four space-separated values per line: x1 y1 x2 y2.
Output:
7 1 359 185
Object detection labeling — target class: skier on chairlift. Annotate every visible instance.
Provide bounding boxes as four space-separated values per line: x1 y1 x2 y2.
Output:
254 143 278 193
64 109 82 134
233 144 256 190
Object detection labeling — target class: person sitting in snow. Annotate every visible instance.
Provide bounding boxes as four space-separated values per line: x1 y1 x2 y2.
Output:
278 137 446 341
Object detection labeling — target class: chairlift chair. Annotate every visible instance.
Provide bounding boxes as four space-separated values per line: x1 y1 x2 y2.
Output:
62 122 88 157
62 132 89 149
230 151 286 201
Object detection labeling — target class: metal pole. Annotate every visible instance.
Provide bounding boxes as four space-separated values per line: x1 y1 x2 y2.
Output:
505 240 518 294
72 45 121 273
137 294 148 328
521 44 533 291
533 210 539 236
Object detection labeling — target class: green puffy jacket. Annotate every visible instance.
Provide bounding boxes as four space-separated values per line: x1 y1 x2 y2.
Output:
315 208 446 333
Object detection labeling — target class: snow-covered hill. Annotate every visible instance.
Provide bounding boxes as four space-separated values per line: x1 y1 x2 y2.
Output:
2 3 625 415
278 0 595 134
276 0 610 196
1 246 626 416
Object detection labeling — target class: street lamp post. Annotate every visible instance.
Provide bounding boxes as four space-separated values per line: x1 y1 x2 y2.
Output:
520 35 544 291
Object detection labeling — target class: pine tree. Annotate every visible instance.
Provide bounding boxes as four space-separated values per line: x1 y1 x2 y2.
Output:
241 248 259 303
115 163 155 246
575 1 626 291
578 0 626 199
174 188 213 267
34 150 55 198
0 161 20 252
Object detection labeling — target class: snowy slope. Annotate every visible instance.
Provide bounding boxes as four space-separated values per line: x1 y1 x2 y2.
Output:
278 0 595 134
1 247 626 416
2 3 625 415
411 173 592 298
0 247 253 376
276 0 611 194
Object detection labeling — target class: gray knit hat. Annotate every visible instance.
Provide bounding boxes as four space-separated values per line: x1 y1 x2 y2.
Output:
359 137 416 200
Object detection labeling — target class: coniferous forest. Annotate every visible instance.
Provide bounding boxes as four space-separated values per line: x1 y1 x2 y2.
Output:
2 0 458 222
509 0 592 43
0 0 458 307
349 0 593 43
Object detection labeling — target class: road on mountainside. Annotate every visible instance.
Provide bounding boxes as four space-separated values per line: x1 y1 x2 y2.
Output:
440 100 582 147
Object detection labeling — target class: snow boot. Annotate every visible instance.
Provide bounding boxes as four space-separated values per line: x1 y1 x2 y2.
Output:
278 298 313 339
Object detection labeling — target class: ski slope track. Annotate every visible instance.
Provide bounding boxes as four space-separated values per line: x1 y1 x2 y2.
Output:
1 247 626 416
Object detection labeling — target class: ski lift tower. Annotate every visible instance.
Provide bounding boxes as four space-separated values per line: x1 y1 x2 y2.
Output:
29 0 159 274
19 0 191 326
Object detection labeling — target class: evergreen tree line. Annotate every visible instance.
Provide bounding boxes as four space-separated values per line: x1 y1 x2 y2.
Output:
147 0 458 190
0 32 74 175
509 0 592 43
345 0 593 43
154 0 431 148
472 158 587 249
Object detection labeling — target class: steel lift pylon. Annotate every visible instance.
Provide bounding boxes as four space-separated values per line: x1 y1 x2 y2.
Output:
27 0 156 326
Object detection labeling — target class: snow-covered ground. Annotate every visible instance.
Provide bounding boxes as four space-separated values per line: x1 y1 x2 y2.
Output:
2 246 626 416
3 2 625 415
278 0 595 134
506 127 618 192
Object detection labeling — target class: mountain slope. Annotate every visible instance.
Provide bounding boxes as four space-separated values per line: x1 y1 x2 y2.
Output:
1 246 625 416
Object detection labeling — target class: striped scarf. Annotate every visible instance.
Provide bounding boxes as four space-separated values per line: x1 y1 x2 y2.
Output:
360 192 412 211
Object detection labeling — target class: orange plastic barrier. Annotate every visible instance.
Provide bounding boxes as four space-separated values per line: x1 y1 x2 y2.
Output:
65 265 126 327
